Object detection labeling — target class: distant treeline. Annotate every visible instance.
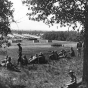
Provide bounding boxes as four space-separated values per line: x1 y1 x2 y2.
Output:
11 30 83 42
42 31 83 42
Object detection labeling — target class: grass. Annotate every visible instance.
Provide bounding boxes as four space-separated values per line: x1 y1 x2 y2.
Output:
0 40 83 88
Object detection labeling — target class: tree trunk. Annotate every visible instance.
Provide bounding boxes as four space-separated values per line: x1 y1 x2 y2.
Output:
83 16 88 86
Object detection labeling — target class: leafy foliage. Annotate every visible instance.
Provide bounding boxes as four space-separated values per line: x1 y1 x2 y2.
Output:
0 0 13 36
22 0 88 28
42 31 80 41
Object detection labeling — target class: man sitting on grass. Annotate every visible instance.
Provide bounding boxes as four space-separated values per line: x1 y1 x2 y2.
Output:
58 49 67 58
70 47 75 57
54 50 58 60
21 55 28 66
29 54 39 64
6 57 20 72
0 55 9 66
67 70 77 88
38 52 46 63
6 57 13 69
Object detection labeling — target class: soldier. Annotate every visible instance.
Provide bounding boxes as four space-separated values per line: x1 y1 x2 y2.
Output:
17 43 22 65
22 55 28 66
6 57 13 69
58 49 66 58
39 52 46 63
54 50 58 60
39 52 43 57
77 41 82 57
67 70 77 88
17 43 22 57
6 57 20 72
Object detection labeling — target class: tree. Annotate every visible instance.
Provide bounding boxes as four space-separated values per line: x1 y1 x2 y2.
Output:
0 0 13 36
22 0 88 86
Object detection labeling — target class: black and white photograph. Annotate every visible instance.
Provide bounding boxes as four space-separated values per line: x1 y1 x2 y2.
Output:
0 0 87 88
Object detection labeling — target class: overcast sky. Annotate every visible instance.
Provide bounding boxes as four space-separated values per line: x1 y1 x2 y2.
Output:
10 0 76 31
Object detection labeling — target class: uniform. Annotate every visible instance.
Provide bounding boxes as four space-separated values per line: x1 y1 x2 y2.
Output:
17 43 22 65
77 41 82 57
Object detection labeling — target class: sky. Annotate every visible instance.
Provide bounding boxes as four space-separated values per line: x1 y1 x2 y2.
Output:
10 0 80 31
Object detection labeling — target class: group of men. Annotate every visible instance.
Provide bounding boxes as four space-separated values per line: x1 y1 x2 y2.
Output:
29 52 46 64
3 40 82 67
0 55 20 71
17 43 47 65
0 41 82 88
66 41 83 88
17 43 30 66
17 43 79 88
49 47 76 60
17 41 82 64
0 43 27 68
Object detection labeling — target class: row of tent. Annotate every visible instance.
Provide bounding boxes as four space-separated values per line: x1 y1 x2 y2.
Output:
7 34 40 39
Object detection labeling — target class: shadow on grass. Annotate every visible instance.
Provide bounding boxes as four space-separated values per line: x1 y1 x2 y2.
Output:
28 65 38 70
7 65 21 72
7 68 21 72
11 85 26 88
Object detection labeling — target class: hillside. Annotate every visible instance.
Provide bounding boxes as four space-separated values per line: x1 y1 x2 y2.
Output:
0 40 83 88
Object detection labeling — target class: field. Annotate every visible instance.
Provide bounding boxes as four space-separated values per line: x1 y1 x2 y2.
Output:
0 40 83 88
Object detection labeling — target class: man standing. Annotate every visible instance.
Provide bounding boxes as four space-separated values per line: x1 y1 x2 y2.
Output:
77 41 82 57
17 43 22 65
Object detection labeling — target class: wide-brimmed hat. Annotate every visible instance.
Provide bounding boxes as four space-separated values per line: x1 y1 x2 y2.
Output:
17 43 21 46
69 70 74 74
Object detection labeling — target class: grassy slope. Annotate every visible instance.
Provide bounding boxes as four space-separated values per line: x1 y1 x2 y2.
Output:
0 40 82 88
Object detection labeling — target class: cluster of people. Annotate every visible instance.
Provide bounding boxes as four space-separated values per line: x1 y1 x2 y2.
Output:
17 43 76 66
0 41 83 88
49 47 75 60
0 41 82 70
20 55 28 66
49 50 58 60
0 55 20 71
29 52 46 64
17 43 46 65
60 70 80 88
0 43 28 70
16 43 28 66
17 40 83 65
